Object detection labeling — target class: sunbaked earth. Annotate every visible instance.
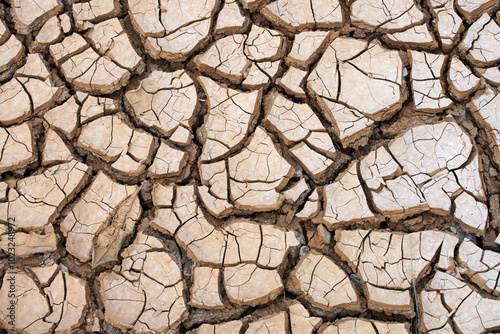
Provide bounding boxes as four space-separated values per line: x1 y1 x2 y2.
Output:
0 0 500 333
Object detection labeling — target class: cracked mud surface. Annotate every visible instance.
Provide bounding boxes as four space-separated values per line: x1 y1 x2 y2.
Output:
0 0 500 333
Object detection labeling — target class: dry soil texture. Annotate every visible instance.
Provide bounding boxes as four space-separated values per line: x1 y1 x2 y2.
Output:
0 0 500 333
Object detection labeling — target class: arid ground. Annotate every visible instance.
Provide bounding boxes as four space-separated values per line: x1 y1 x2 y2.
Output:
0 0 500 333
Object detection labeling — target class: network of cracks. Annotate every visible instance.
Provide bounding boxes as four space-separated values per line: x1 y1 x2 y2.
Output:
0 0 500 333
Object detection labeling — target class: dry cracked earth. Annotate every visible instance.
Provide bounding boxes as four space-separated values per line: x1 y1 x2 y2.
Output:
1 0 500 333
